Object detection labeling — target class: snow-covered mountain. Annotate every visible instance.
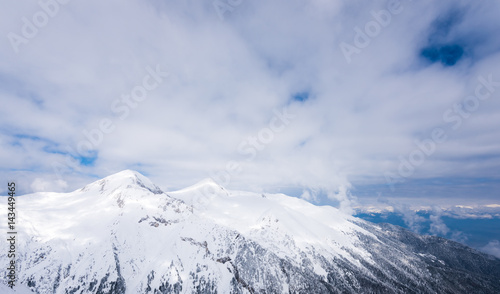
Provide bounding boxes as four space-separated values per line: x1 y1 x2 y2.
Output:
1 170 500 293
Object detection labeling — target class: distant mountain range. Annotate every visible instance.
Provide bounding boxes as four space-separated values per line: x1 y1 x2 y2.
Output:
354 203 500 219
353 202 500 258
1 170 500 293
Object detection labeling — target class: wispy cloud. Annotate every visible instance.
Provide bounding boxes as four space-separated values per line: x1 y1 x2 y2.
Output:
481 240 500 258
429 207 450 236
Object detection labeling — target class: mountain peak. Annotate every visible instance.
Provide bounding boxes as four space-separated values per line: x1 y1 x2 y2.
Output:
178 177 228 195
113 169 144 178
80 169 163 194
169 178 230 211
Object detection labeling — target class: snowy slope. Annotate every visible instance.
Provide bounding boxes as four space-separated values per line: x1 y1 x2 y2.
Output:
1 170 500 293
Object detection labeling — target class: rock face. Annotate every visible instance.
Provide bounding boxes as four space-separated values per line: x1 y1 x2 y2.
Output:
1 170 500 293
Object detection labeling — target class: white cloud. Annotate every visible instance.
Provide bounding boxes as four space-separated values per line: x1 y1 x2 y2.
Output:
450 231 468 244
480 240 500 258
429 208 450 236
31 178 68 193
400 207 427 234
327 185 357 215
300 190 316 203
0 0 499 205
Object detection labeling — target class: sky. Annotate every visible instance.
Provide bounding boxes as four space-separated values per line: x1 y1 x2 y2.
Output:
1 0 500 213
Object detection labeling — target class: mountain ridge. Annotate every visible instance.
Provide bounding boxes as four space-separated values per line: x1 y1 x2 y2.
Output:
1 170 500 293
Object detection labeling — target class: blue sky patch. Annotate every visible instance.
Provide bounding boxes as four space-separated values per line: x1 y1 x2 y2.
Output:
77 152 98 166
419 8 469 67
10 133 98 167
421 44 464 66
292 91 310 102
13 133 44 141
